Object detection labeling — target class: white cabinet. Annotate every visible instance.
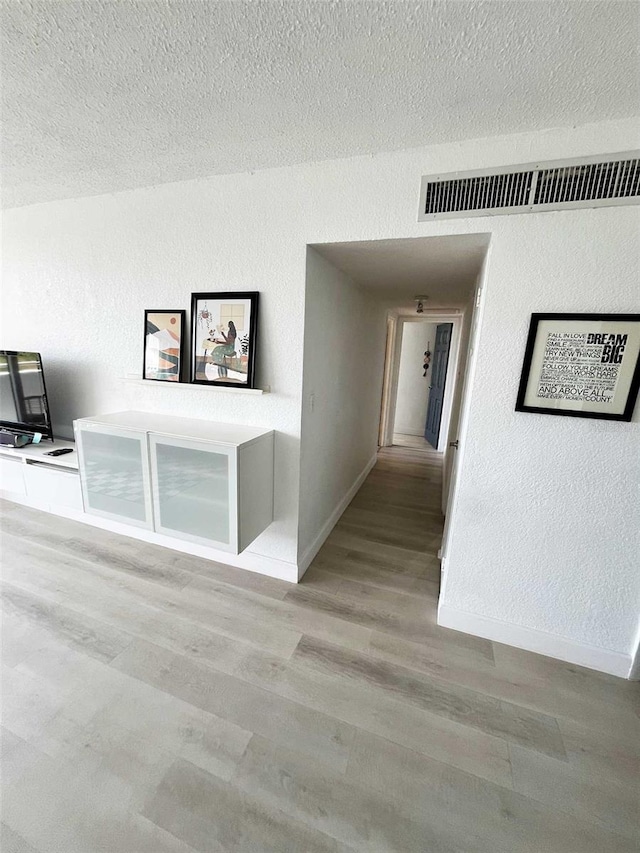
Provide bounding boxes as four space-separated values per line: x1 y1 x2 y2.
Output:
23 463 83 511
149 434 236 548
74 411 274 554
0 455 26 496
0 441 82 510
75 423 153 528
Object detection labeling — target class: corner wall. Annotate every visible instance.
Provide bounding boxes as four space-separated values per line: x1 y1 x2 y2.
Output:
439 211 640 676
297 248 387 574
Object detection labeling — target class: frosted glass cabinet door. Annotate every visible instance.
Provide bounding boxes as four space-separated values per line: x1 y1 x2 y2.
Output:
75 424 153 528
149 434 237 551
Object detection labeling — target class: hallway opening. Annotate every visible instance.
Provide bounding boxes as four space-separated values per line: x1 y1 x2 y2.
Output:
300 233 490 601
305 442 445 607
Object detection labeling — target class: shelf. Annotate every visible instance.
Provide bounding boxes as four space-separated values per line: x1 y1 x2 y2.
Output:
121 375 267 395
0 440 79 471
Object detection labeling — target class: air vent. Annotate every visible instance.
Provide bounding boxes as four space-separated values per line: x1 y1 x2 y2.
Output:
418 152 639 221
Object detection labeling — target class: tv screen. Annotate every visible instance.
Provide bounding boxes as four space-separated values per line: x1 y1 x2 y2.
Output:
0 351 53 440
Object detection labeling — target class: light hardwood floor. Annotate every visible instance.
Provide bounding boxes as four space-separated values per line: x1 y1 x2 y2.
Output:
392 433 434 451
1 446 639 852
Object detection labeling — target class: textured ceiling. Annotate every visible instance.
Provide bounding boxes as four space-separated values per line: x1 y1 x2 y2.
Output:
313 234 490 310
2 1 638 208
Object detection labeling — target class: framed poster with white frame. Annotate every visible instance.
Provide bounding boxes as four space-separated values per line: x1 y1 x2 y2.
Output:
190 292 259 388
515 313 640 421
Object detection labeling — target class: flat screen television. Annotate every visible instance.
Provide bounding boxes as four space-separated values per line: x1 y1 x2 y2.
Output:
0 351 54 441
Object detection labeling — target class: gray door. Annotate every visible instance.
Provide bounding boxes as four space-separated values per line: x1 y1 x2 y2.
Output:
424 323 452 449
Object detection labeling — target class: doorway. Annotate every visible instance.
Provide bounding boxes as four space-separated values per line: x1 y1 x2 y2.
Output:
380 311 464 463
392 317 439 451
299 234 490 594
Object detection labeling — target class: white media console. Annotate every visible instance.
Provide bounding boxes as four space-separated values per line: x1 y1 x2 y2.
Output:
0 438 83 511
1 411 275 563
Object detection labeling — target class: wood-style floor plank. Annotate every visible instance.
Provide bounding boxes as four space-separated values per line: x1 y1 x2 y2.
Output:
292 634 566 758
142 756 355 853
2 440 638 852
111 638 356 774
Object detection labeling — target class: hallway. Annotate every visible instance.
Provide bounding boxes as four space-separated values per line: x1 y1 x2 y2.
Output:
1 448 639 852
305 442 444 610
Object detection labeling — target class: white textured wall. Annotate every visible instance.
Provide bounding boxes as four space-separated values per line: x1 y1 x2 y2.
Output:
298 249 386 563
1 175 308 567
443 210 640 656
394 321 437 436
2 116 638 661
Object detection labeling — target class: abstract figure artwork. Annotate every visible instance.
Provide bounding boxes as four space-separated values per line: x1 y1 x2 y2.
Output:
143 310 186 382
190 292 259 388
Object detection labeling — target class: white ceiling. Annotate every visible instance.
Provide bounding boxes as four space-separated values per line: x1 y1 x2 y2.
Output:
312 234 490 311
2 1 638 208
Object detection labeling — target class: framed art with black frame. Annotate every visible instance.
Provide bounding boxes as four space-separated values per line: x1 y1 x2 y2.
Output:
190 292 259 388
143 310 186 382
515 313 640 421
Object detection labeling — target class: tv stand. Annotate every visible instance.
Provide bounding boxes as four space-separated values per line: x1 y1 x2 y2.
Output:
0 437 82 511
1 412 288 581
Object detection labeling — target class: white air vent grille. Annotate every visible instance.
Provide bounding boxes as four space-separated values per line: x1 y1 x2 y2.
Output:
419 152 639 220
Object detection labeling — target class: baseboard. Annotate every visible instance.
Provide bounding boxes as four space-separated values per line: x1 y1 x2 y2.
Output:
297 452 378 581
628 631 640 681
1 491 299 583
393 428 424 437
438 603 633 679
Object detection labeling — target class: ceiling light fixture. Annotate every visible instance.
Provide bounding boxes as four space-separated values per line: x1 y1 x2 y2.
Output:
415 295 428 314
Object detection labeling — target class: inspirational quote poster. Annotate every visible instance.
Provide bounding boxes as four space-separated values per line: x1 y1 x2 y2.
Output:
519 316 640 419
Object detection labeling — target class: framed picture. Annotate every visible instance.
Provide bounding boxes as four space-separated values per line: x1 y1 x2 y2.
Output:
515 313 640 421
143 310 186 382
190 292 259 388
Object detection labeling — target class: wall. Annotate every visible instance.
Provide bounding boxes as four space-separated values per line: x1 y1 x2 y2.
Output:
297 249 386 572
2 116 638 671
394 321 437 436
438 207 640 676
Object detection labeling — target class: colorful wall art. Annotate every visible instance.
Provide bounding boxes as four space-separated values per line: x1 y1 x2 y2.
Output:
143 310 186 382
190 292 259 388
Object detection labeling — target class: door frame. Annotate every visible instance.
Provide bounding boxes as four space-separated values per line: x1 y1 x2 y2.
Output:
438 250 491 606
378 312 399 447
379 311 464 451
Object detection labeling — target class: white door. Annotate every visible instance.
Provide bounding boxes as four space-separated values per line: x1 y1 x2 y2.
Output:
149 434 238 552
75 422 153 528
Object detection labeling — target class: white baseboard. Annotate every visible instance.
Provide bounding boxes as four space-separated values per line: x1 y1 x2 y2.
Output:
297 452 378 581
2 490 299 583
628 632 640 681
438 603 633 679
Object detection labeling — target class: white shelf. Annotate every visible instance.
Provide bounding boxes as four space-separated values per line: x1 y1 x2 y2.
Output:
0 439 79 470
121 376 267 395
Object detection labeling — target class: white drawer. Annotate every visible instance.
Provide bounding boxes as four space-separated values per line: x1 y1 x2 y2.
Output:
24 463 83 510
0 456 26 496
